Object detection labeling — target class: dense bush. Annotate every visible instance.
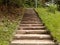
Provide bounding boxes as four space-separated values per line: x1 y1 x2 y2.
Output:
48 4 57 13
24 0 42 8
24 0 35 7
9 0 24 7
56 1 60 11
0 0 2 5
0 0 25 12
0 0 25 7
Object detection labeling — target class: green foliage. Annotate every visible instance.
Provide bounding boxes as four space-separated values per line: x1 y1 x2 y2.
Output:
57 4 60 11
24 0 35 7
48 4 57 13
35 8 60 42
24 0 42 8
0 0 2 4
0 0 25 7
56 1 60 11
0 11 23 45
10 0 24 7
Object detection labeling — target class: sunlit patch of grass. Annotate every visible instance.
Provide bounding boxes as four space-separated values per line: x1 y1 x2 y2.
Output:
35 8 60 42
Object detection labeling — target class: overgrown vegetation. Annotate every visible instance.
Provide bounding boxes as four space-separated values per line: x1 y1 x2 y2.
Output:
0 0 25 12
35 8 60 42
0 0 24 45
56 1 60 11
24 0 42 8
0 8 24 45
47 4 57 13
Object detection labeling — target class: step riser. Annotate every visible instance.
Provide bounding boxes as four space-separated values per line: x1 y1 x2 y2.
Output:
18 28 46 30
16 31 48 34
20 24 43 26
20 25 44 27
20 25 45 28
11 44 55 45
21 19 40 21
13 37 51 40
21 21 41 23
23 17 38 20
24 15 37 19
14 36 51 39
22 17 39 19
31 25 44 26
22 28 45 30
20 26 45 28
20 24 44 26
21 22 41 24
22 19 40 20
14 35 51 40
16 32 47 34
19 26 45 30
22 19 40 21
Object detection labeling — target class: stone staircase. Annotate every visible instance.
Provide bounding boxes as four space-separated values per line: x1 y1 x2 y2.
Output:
10 8 56 45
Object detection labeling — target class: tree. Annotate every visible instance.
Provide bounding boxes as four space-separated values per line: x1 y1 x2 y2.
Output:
56 0 60 11
0 0 25 12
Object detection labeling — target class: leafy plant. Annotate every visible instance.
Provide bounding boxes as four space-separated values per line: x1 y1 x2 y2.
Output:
48 4 57 13
35 8 60 42
57 1 60 11
0 0 3 5
9 0 24 7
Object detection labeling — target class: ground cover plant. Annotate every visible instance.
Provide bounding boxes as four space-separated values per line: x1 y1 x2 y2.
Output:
35 7 60 42
0 9 24 45
0 0 25 45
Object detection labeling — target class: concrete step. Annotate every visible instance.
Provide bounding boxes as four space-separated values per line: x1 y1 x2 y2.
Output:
14 34 51 40
22 19 39 20
21 21 41 23
19 26 46 30
20 26 45 28
22 28 45 30
20 25 45 28
22 18 40 20
20 24 44 26
11 40 55 45
22 17 39 18
22 16 39 18
22 17 38 18
22 20 40 21
22 19 40 21
22 17 38 19
21 22 41 24
16 30 48 34
23 16 37 17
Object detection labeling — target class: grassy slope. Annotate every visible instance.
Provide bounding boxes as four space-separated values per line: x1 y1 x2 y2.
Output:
35 8 60 42
0 8 24 45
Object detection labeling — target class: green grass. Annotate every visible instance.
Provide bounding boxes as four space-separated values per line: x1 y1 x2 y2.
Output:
35 8 60 42
0 11 23 45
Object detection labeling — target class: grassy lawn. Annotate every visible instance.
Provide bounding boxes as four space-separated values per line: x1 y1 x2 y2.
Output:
0 8 24 45
35 8 60 42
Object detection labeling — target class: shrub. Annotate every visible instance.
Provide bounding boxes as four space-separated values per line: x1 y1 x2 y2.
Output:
48 4 57 13
0 0 3 5
0 0 25 7
56 1 60 11
9 0 24 7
